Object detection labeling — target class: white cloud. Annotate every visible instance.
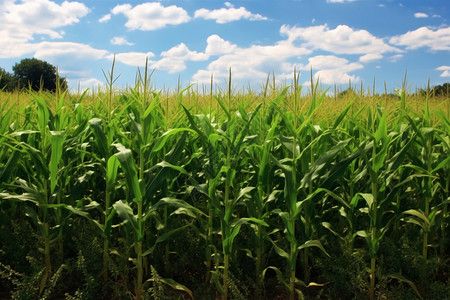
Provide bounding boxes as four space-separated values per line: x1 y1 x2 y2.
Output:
388 54 403 62
436 66 450 77
108 52 155 67
414 12 429 18
301 55 363 85
193 35 312 83
154 43 208 73
32 41 110 89
280 24 401 55
111 2 190 31
192 28 368 86
303 55 360 70
205 35 237 56
0 0 89 58
390 26 450 51
0 39 35 58
111 36 134 46
194 2 267 24
359 53 383 62
34 42 108 61
99 14 111 23
2 0 89 39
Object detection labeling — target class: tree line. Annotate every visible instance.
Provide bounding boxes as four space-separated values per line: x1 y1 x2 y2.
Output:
0 58 67 92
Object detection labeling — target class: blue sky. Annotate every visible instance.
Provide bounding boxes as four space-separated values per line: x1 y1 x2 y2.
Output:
0 0 449 93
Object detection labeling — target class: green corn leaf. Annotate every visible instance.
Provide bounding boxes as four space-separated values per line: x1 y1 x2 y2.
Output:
322 222 345 242
333 101 353 129
385 274 423 299
152 128 195 153
223 224 241 254
373 141 389 174
402 209 430 227
359 193 374 209
214 95 231 120
143 224 191 256
262 266 289 290
113 143 142 203
297 240 330 257
104 208 116 238
0 192 40 205
106 155 120 187
113 200 142 241
432 156 450 173
148 197 207 220
386 136 414 172
49 131 64 194
151 276 194 300
375 113 387 144
0 150 20 183
35 95 49 135
155 161 188 175
89 118 109 159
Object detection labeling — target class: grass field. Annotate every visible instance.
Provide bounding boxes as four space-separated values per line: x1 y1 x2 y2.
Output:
0 70 448 300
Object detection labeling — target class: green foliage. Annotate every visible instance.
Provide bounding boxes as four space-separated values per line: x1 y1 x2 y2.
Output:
418 82 450 98
12 58 67 92
0 73 448 300
0 67 18 91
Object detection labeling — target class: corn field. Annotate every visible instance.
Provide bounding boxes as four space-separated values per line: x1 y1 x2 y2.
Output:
0 69 449 300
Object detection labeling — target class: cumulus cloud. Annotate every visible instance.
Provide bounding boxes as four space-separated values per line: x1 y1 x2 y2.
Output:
108 52 155 67
154 43 208 73
193 24 390 85
111 2 190 31
280 24 401 55
205 35 237 56
193 35 312 83
111 36 134 46
388 54 403 62
436 66 450 77
99 14 111 23
389 26 450 51
1 0 88 40
33 42 108 61
301 55 362 85
0 0 89 58
414 12 429 18
194 2 267 24
359 53 383 62
32 41 109 89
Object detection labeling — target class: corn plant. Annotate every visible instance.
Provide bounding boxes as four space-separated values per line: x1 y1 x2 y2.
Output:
0 90 91 295
262 82 344 300
182 92 269 299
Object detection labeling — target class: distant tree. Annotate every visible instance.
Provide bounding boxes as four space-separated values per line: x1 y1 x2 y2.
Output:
418 83 449 98
12 58 67 92
0 67 18 92
432 83 449 97
337 88 357 98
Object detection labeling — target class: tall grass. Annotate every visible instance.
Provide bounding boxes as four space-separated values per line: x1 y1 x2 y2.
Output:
0 70 448 299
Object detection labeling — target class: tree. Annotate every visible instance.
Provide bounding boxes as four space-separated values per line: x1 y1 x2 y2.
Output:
12 58 67 92
418 83 449 98
432 82 449 97
0 67 18 92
